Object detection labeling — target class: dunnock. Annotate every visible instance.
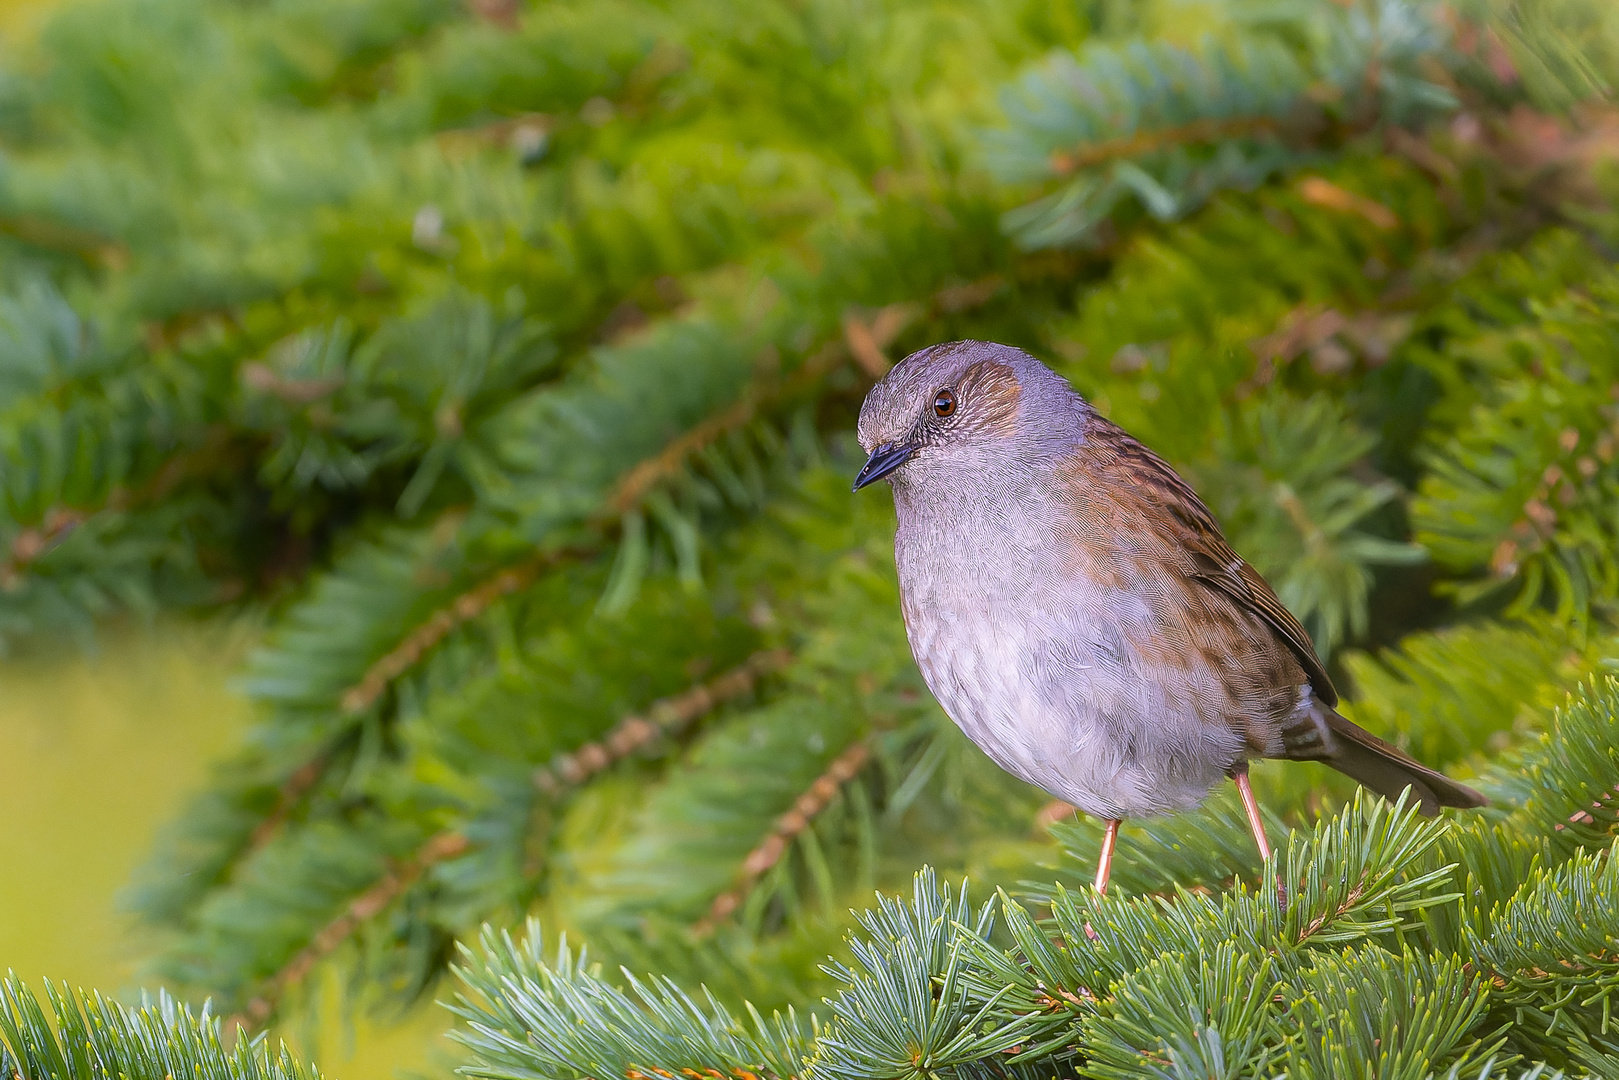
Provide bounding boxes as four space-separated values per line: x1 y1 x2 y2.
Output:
853 340 1484 892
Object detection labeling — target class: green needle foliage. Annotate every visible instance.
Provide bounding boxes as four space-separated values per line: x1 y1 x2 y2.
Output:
0 0 1616 1074
0 979 318 1080
451 678 1619 1079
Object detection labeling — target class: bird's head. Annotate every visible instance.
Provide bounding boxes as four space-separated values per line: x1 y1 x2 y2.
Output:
852 340 1084 493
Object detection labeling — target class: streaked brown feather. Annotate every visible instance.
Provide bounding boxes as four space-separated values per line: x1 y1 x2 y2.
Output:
1082 417 1339 708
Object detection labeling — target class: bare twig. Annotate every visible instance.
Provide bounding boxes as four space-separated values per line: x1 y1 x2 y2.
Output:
229 831 472 1032
340 554 575 714
245 758 327 852
1048 117 1280 175
534 649 793 792
693 740 871 935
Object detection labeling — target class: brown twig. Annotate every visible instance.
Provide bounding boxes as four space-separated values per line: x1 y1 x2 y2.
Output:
0 426 240 589
840 304 913 379
534 649 793 793
340 552 582 714
228 831 472 1032
245 757 328 852
1048 117 1280 176
0 508 86 589
607 396 763 517
0 213 129 270
692 740 871 935
1297 176 1399 230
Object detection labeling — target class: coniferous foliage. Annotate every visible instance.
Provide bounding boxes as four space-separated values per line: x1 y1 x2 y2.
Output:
0 0 1615 1074
0 979 318 1080
450 677 1619 1078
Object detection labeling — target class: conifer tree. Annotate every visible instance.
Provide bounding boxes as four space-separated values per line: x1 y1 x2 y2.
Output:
0 0 1615 1075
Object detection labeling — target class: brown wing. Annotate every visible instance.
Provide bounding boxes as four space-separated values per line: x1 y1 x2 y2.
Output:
1091 419 1339 708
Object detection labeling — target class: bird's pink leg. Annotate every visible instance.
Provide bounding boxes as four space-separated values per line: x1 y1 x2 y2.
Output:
1232 768 1287 912
1085 818 1121 943
1232 770 1271 861
1094 818 1120 893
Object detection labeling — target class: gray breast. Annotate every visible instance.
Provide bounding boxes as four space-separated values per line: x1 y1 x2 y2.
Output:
891 478 1241 819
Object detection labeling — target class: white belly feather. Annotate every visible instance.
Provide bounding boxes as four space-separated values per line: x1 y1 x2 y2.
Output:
896 517 1240 819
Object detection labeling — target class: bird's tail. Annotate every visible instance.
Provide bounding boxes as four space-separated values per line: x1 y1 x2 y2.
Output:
1322 711 1488 817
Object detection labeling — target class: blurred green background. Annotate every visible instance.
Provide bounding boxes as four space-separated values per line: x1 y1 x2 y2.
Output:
0 623 450 1076
0 2 260 1064
0 13 402 1071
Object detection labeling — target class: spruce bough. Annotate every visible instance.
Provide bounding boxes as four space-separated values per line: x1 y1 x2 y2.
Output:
0 0 1614 1075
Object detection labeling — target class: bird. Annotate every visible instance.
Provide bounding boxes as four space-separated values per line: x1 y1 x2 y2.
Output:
851 340 1485 894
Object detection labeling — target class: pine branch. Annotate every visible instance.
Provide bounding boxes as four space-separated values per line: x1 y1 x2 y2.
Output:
1047 115 1284 176
990 0 1457 247
695 739 870 934
448 920 814 1080
229 831 472 1031
339 553 573 714
0 979 318 1080
535 649 793 794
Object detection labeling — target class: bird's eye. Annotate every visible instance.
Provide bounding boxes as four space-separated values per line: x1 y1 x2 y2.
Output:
933 389 956 417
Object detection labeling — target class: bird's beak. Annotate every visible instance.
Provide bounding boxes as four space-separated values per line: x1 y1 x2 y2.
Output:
852 442 914 492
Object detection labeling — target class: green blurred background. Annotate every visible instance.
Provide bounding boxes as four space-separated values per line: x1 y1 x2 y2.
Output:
0 623 448 1075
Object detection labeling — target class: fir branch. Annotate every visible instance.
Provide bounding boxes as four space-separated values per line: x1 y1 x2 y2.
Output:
449 920 814 1080
1047 115 1283 176
991 0 1457 247
336 293 923 713
694 739 870 934
230 831 472 1031
232 537 554 865
340 554 572 714
0 980 318 1080
337 316 861 712
1470 846 1619 1053
244 758 327 853
0 424 239 591
601 298 918 519
534 648 793 793
605 390 775 519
